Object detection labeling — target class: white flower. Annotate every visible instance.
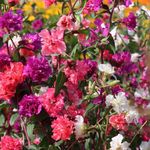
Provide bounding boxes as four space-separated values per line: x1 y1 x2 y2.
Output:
131 53 140 62
125 107 140 124
140 141 150 150
106 92 130 114
98 63 115 74
35 86 49 96
8 35 21 47
110 134 130 150
74 115 85 139
134 87 150 100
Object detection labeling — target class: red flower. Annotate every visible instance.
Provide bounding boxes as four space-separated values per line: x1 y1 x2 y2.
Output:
109 114 128 131
0 136 22 150
51 116 74 141
0 62 24 101
39 88 64 117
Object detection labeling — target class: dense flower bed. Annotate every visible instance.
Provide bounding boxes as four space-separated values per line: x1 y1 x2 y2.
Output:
0 0 150 149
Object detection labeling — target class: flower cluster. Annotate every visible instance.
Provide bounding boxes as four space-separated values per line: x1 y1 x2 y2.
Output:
0 0 149 149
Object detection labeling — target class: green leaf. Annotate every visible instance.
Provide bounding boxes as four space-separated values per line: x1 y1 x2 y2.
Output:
27 124 35 139
86 103 95 114
10 113 19 126
0 101 8 109
0 114 5 126
3 34 9 43
71 44 79 59
75 0 87 15
0 38 3 48
55 71 66 96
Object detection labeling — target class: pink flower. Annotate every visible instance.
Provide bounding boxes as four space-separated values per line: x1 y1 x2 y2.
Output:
109 114 128 131
0 136 22 150
39 28 66 55
33 137 41 145
44 0 56 7
65 81 82 103
39 88 64 117
57 15 79 31
0 62 24 101
51 116 74 141
64 60 89 85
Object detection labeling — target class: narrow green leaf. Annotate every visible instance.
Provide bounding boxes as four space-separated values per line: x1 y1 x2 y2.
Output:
55 71 66 96
0 114 5 126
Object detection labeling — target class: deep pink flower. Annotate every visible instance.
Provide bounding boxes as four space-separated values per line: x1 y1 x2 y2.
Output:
8 0 19 6
109 114 128 131
0 136 22 150
83 0 102 14
32 19 43 30
44 0 56 7
51 116 74 141
122 12 136 30
39 28 66 55
39 88 64 117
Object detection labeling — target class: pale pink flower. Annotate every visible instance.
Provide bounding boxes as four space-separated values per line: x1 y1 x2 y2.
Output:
39 28 66 55
57 15 79 31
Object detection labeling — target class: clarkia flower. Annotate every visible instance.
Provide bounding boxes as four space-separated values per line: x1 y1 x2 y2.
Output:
39 88 64 117
110 134 130 150
74 115 85 139
51 115 74 141
140 141 150 150
0 54 11 71
122 12 136 30
32 19 43 30
19 95 42 117
98 63 115 74
44 0 56 7
0 135 22 150
0 62 24 101
21 33 41 51
83 0 102 14
0 10 23 33
109 114 128 131
57 15 79 31
39 28 66 55
23 56 52 83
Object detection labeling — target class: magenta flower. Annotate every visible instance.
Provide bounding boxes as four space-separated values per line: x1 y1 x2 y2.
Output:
19 95 42 117
23 56 52 83
32 19 43 30
83 0 102 14
0 10 23 33
122 12 136 30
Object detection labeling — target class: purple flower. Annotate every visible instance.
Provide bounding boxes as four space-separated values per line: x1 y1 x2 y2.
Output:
122 13 136 30
83 0 102 14
85 59 97 76
23 56 52 83
21 33 41 51
112 51 139 75
0 10 23 33
32 19 43 30
19 95 42 117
